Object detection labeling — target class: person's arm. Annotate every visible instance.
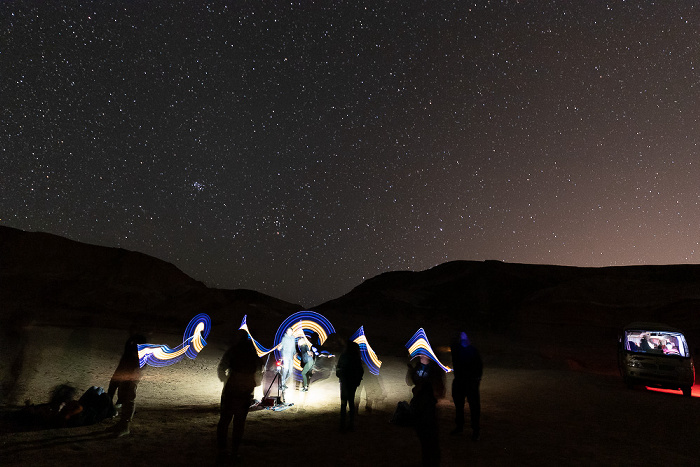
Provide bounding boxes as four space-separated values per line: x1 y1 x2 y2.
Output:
217 350 231 382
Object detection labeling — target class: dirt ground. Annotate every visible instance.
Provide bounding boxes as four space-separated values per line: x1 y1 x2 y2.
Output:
2 325 700 466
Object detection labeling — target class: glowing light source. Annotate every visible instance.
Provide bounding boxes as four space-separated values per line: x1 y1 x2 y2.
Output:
138 313 211 368
405 328 452 373
273 311 337 373
239 311 385 377
351 326 382 375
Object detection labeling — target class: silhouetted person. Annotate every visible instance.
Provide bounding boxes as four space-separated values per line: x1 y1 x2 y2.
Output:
450 331 483 440
336 339 364 432
279 327 296 391
359 370 385 414
107 333 146 437
407 355 445 467
298 335 314 391
217 329 262 462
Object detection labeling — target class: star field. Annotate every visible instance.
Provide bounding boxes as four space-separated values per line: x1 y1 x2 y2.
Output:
2 1 699 306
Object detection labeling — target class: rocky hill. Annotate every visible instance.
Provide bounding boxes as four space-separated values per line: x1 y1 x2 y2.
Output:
316 259 700 357
0 226 301 340
3 226 700 356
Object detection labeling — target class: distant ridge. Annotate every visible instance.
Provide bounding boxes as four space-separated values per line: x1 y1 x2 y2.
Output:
315 259 700 350
3 226 700 353
0 226 301 338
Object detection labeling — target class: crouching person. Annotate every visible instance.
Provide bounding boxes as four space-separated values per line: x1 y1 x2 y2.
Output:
217 329 262 463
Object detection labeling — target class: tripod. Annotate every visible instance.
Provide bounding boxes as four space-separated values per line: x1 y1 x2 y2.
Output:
262 357 285 406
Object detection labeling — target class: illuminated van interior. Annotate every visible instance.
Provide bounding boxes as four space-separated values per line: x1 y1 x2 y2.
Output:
623 329 690 357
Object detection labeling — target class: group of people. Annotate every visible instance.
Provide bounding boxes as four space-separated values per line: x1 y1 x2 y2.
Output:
639 334 681 355
216 327 325 461
104 327 482 467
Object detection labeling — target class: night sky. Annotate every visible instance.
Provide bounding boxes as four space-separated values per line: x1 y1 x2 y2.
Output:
2 1 699 306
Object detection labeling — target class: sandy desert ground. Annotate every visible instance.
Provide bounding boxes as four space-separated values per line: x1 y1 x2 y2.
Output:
2 325 700 466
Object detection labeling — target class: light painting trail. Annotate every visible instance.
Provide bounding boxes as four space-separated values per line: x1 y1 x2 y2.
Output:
137 313 211 368
275 311 337 374
351 326 382 376
405 328 453 373
239 311 383 377
239 315 278 357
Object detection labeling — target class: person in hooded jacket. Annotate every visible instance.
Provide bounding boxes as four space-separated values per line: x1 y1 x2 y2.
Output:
450 331 483 440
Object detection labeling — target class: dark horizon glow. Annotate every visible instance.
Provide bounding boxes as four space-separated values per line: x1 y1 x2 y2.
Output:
2 2 699 306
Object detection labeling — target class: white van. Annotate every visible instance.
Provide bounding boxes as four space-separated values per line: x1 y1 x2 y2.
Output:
618 322 695 397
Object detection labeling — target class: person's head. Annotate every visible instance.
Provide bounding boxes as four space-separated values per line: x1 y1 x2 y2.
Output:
285 327 294 336
459 331 470 347
123 333 146 357
228 328 251 348
346 339 361 355
49 384 77 407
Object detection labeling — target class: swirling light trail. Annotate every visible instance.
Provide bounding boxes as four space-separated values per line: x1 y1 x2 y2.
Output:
239 311 382 376
137 313 211 368
239 315 278 357
351 326 382 376
405 328 452 373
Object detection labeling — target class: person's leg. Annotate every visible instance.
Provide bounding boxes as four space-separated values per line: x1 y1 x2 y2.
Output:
451 380 466 433
340 397 347 430
466 380 481 439
217 392 235 451
339 383 348 430
230 396 252 456
281 364 291 390
113 381 137 437
302 361 313 389
347 386 357 430
416 423 440 467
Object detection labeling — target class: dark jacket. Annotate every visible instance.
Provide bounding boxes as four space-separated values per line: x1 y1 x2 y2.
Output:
299 342 313 365
450 343 483 383
336 342 364 388
219 338 261 396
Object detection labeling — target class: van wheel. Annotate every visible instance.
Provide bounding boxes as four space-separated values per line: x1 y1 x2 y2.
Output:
682 386 692 397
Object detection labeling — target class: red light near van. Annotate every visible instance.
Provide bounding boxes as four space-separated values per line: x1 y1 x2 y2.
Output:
645 384 700 397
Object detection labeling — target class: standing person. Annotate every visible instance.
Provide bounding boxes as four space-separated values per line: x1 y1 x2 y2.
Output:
217 329 262 462
335 339 364 432
407 355 445 467
298 334 314 392
279 327 296 391
107 333 146 437
450 331 483 440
